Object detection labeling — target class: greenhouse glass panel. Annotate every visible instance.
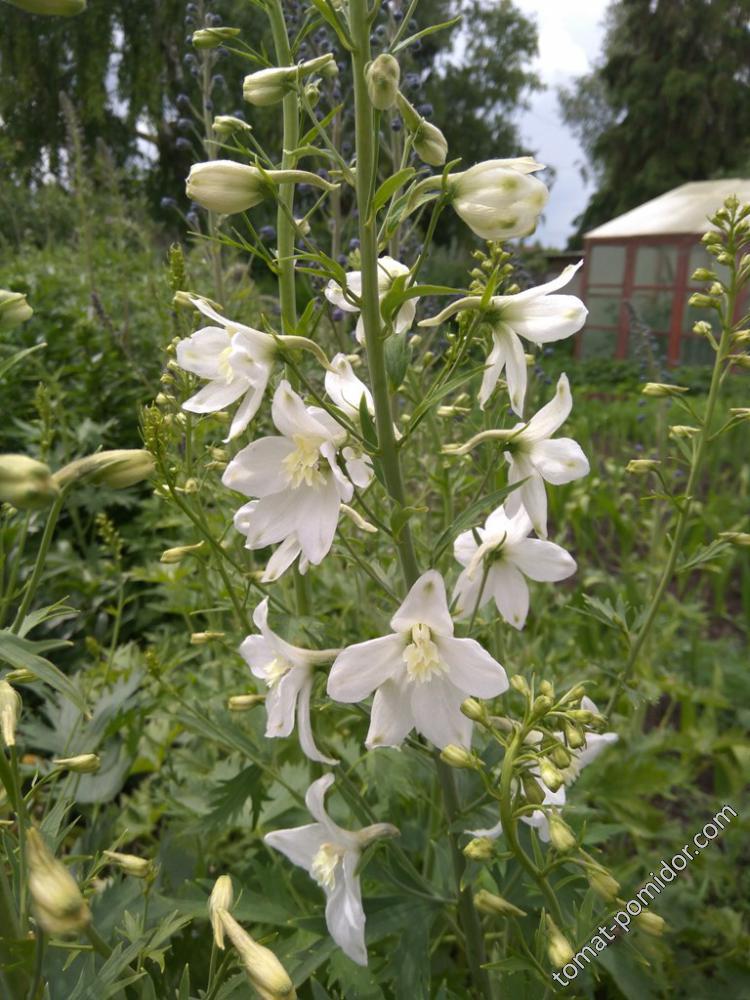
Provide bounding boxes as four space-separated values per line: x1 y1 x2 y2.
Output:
586 295 621 328
589 245 626 285
630 290 673 333
634 245 678 287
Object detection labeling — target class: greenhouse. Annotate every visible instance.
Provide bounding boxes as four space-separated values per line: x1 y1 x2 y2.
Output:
578 178 750 363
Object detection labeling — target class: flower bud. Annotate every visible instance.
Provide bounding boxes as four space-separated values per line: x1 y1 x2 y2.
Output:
548 812 577 853
728 353 750 369
0 290 33 329
538 757 564 792
187 160 270 213
53 450 154 490
530 694 553 719
521 772 545 805
4 669 36 685
509 674 530 697
366 54 400 110
0 681 22 748
160 541 206 563
693 320 714 337
213 115 253 139
396 93 448 166
641 382 689 397
102 850 154 878
4 0 85 14
626 458 661 474
538 680 554 699
732 329 750 344
190 631 225 644
545 914 574 967
463 837 495 861
218 909 297 999
303 81 320 107
460 697 487 723
587 866 620 901
691 268 716 282
563 720 585 749
668 425 700 439
474 888 527 918
228 693 265 711
0 455 60 510
635 910 666 936
440 744 480 769
688 292 718 309
549 744 571 769
243 55 335 107
26 828 90 935
447 157 548 240
718 531 750 547
192 27 241 49
567 708 596 725
209 875 234 948
52 754 100 774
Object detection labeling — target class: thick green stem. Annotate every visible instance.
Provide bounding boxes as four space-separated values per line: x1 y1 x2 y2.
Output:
349 0 419 588
606 277 736 715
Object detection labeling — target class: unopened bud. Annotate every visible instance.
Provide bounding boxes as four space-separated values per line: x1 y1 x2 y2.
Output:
102 850 154 879
718 531 750 547
474 888 527 918
691 268 716 282
304 81 320 106
626 459 661 474
228 694 265 711
4 669 36 684
510 674 530 697
550 744 571 769
693 320 714 337
641 382 689 397
463 837 495 861
460 697 487 723
218 909 297 999
668 424 700 438
440 744 480 770
548 812 577 852
538 758 564 792
530 694 553 719
688 292 718 309
0 289 33 329
213 115 253 139
521 772 545 805
0 681 22 748
732 329 750 345
339 503 377 533
635 909 666 936
563 720 585 749
53 450 154 490
190 631 225 644
587 866 620 900
567 709 596 725
396 93 447 166
209 875 234 948
160 541 206 563
366 54 400 110
26 828 90 935
193 26 241 48
538 680 554 698
0 455 60 510
52 754 100 774
728 353 750 369
545 914 574 967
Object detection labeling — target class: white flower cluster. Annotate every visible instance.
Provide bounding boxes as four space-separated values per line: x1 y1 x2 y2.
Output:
171 154 611 968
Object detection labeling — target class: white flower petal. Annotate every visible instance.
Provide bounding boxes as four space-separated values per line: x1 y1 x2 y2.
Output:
503 327 529 417
304 773 337 827
410 677 472 749
453 528 479 568
504 294 587 345
522 373 572 442
531 438 590 485
265 671 300 738
261 534 302 582
478 331 506 410
575 731 618 771
271 380 330 441
235 491 310 550
296 675 338 765
328 634 404 703
325 274 362 313
508 538 576 582
488 561 530 630
296 476 343 565
435 635 508 698
485 504 531 544
223 437 295 497
325 850 367 966
238 633 276 679
264 823 327 873
365 677 415 749
325 354 374 418
225 377 268 441
518 470 549 540
467 818 503 840
390 570 454 636
452 566 489 619
175 327 230 378
182 378 247 414
503 261 583 304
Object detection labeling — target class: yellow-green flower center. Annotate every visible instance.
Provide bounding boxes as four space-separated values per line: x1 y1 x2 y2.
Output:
282 435 325 488
311 842 343 890
403 624 446 683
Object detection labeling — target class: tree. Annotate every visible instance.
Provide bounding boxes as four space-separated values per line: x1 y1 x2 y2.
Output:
559 0 750 243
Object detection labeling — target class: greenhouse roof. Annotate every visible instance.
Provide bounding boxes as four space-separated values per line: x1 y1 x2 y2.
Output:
584 179 750 240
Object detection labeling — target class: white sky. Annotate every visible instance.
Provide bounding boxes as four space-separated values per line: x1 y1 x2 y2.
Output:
512 0 610 247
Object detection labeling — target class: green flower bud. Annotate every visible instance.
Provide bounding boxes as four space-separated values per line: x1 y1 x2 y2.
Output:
218 909 297 999
635 910 666 936
530 694 553 719
102 850 154 878
0 455 60 510
627 458 661 474
538 757 564 792
474 888 527 918
0 290 33 329
548 812 577 853
521 772 545 805
366 54 400 110
463 837 495 861
728 353 750 369
160 541 206 563
52 754 100 774
563 720 585 749
668 424 700 439
228 693 265 711
538 680 554 698
691 267 716 282
4 0 85 15
641 382 690 397
460 697 487 723
440 744 480 770
396 92 448 166
4 669 36 685
190 631 225 645
545 914 574 967
587 866 620 901
212 115 253 139
718 531 750 547
53 449 154 490
209 875 234 948
192 27 241 48
0 681 22 748
550 744 571 769
510 674 530 696
26 828 90 935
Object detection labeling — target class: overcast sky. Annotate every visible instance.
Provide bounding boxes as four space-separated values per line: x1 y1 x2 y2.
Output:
512 0 610 247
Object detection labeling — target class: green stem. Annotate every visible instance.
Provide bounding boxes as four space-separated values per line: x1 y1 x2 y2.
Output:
11 491 65 633
201 45 225 305
0 512 30 628
606 279 736 715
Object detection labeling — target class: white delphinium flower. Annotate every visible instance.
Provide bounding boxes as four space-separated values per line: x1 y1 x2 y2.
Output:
239 598 338 765
453 503 576 628
504 373 589 538
223 381 370 574
327 570 508 749
447 157 549 241
419 263 587 414
325 257 417 344
324 354 374 419
470 698 617 843
175 296 276 441
264 774 398 966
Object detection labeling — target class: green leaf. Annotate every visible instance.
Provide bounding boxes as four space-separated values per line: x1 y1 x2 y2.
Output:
359 393 379 451
384 331 411 390
307 0 353 51
299 103 344 146
0 342 46 382
390 503 427 541
392 15 462 55
0 629 85 713
201 764 266 829
371 167 416 218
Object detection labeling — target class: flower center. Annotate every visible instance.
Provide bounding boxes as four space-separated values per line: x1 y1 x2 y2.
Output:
403 624 446 683
264 656 291 688
217 345 236 383
465 532 506 579
282 435 326 488
311 842 343 891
